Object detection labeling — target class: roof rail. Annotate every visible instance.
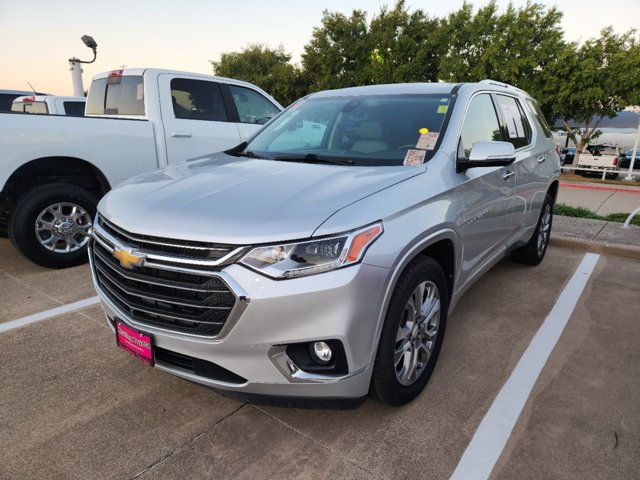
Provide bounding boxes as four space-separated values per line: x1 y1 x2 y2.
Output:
479 79 510 88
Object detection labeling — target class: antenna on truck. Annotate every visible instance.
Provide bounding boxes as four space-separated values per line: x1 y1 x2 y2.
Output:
27 82 37 94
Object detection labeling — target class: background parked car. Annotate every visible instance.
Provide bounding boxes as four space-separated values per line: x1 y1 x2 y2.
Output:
619 149 640 170
0 89 50 112
560 147 576 166
11 95 86 116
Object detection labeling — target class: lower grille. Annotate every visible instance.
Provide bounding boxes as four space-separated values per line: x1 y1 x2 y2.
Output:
155 347 247 384
91 239 237 337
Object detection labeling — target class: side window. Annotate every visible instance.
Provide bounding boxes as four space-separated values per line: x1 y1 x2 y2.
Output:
63 101 85 116
170 78 227 121
526 98 553 138
459 94 501 159
229 85 280 124
495 95 532 149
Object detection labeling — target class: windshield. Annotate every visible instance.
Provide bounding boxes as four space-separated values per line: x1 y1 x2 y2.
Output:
245 93 452 166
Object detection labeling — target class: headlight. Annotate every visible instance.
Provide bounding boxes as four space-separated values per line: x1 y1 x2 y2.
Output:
240 223 383 279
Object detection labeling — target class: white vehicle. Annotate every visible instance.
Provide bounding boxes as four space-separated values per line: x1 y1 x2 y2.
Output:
0 89 50 112
576 145 621 178
0 68 283 268
11 95 86 116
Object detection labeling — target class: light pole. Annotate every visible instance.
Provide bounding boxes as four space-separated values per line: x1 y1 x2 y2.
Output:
624 109 640 181
68 35 98 97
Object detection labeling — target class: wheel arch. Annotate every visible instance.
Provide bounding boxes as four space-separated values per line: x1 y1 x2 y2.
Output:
3 156 111 202
367 229 458 364
547 179 559 204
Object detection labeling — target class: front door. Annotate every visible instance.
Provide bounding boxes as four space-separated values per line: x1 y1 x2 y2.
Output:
158 74 241 164
458 93 516 284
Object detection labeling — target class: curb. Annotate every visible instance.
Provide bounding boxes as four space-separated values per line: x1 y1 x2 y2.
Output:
550 235 640 261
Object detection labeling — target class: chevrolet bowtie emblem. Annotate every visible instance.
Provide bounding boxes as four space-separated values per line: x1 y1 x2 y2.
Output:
113 248 144 269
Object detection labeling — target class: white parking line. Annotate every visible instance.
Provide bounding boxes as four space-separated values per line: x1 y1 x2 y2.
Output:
0 296 100 334
450 252 600 480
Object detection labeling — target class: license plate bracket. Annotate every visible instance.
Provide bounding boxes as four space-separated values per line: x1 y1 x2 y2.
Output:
115 319 154 366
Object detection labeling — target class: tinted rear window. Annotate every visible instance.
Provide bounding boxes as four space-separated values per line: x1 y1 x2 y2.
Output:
86 76 144 115
63 101 85 116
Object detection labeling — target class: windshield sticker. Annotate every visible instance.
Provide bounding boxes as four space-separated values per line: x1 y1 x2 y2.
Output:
136 83 144 101
416 132 439 150
419 127 429 134
437 105 448 114
404 149 426 166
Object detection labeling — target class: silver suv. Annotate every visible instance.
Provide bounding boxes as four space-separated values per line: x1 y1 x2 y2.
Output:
90 80 559 407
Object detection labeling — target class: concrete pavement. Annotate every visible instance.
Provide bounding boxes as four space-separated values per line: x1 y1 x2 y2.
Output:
552 180 640 259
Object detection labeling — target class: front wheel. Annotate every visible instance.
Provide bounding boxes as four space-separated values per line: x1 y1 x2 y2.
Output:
9 184 98 268
511 193 553 265
370 256 449 406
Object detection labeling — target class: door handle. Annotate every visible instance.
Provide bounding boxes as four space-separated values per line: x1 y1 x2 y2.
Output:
537 156 546 163
170 131 192 138
502 170 515 180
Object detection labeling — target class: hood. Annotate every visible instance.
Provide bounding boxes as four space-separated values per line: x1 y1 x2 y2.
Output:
99 153 423 244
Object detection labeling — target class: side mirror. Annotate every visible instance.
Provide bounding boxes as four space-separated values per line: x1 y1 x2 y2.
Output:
457 141 515 172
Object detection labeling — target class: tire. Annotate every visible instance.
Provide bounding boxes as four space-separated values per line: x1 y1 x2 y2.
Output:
370 256 449 406
511 193 553 266
9 184 98 268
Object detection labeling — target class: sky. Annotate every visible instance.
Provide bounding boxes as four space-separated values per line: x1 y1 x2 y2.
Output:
1 0 639 95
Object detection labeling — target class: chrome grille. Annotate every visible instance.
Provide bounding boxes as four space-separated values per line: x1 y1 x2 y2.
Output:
91 216 244 337
97 216 236 260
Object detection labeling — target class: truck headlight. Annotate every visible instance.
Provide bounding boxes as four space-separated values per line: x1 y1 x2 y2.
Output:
240 223 383 279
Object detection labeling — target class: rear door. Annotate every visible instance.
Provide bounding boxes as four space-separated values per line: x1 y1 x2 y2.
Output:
493 94 544 243
158 74 242 164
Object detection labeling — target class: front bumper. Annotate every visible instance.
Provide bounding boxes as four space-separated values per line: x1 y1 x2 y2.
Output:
91 245 391 399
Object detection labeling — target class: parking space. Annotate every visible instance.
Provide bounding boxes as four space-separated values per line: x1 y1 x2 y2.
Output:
1 238 638 479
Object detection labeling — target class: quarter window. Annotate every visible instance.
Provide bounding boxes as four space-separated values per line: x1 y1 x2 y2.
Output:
459 94 501 159
170 79 227 121
229 85 280 124
526 98 553 138
495 95 532 149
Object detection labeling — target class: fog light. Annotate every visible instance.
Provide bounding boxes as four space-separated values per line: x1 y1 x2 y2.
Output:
311 341 332 364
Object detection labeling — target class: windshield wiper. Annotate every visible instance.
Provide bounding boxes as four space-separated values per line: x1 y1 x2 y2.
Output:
272 153 354 166
225 142 269 159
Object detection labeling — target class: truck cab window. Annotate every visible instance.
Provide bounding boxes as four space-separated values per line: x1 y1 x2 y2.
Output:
229 85 280 124
170 79 227 121
86 76 144 115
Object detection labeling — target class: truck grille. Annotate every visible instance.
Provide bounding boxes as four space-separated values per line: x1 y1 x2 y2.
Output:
91 217 244 337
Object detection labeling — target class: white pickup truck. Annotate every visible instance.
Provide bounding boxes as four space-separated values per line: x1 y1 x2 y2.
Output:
0 68 283 268
576 145 621 178
11 95 86 116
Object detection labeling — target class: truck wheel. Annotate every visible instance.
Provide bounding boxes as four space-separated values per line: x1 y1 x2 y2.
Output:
511 193 553 266
9 184 97 268
370 256 449 406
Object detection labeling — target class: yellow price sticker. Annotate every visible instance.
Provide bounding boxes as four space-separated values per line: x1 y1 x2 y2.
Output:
419 128 429 134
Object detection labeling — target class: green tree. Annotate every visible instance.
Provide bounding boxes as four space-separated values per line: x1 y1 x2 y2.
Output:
547 28 640 162
211 44 308 106
301 1 442 90
438 1 566 117
301 9 371 91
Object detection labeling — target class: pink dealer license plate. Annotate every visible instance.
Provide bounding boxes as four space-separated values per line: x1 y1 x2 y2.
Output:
116 320 154 366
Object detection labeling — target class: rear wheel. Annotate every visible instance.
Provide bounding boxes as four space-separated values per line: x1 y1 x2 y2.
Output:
370 256 449 406
511 193 553 265
9 184 97 268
